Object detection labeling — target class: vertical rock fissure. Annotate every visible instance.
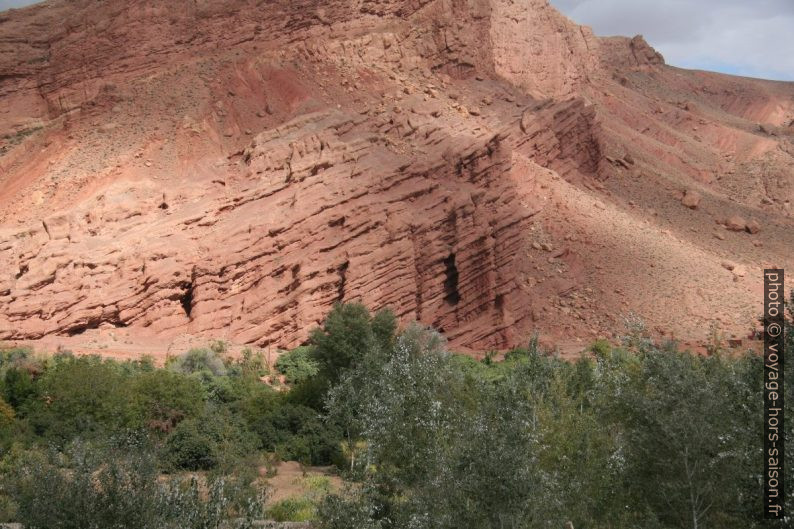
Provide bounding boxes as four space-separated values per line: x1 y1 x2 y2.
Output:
443 253 460 305
337 260 349 302
180 281 194 318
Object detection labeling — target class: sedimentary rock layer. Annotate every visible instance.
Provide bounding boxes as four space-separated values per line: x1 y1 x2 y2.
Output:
0 0 792 351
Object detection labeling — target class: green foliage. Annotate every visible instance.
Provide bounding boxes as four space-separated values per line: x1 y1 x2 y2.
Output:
612 349 757 528
0 301 790 529
169 347 227 376
250 399 340 466
266 496 316 522
310 303 396 386
0 396 13 425
24 355 138 443
164 418 219 471
0 345 32 370
317 487 383 529
302 475 333 494
165 409 258 472
275 346 319 384
316 306 793 529
233 347 269 379
6 438 263 529
589 338 612 357
2 367 36 410
0 395 18 455
131 369 204 432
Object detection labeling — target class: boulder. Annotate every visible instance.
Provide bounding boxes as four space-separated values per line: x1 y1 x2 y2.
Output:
681 190 701 209
726 215 747 231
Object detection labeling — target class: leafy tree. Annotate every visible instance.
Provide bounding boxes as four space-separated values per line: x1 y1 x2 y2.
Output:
612 348 758 529
275 346 320 384
431 359 545 529
1 367 36 410
164 410 257 472
164 418 218 471
23 355 137 443
534 358 625 528
310 303 396 386
131 369 204 433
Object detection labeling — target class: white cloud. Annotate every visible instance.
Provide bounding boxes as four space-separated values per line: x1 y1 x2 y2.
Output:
551 0 794 81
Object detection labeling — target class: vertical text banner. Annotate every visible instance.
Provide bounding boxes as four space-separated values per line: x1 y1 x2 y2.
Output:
764 269 784 519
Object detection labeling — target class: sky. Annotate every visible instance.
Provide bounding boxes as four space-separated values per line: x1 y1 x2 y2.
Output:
2 0 792 81
550 0 794 81
0 0 33 11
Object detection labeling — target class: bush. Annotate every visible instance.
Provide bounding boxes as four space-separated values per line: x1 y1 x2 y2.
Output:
164 410 258 472
1 367 36 410
6 438 263 529
0 346 32 370
164 419 218 471
23 355 137 443
232 347 269 379
247 399 341 466
589 338 612 357
131 370 204 432
0 395 18 454
170 348 227 376
275 347 319 384
266 496 316 522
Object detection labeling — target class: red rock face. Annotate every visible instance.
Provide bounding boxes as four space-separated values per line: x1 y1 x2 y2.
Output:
0 0 792 354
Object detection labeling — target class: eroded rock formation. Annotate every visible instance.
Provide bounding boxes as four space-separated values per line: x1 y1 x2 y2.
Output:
0 0 792 353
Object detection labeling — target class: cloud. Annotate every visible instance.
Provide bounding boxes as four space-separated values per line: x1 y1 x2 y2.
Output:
550 0 794 81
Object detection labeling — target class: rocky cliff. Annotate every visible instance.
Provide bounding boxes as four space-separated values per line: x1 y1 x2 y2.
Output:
0 0 792 355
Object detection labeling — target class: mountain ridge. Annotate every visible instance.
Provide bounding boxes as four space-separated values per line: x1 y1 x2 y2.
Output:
0 0 792 356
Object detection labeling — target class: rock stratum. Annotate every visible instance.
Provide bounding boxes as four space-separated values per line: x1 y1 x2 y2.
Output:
0 0 792 355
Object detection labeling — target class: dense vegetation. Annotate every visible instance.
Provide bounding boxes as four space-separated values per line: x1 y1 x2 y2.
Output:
0 297 791 528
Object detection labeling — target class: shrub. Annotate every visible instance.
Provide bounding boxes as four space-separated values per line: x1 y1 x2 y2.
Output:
170 348 227 376
23 355 137 443
0 395 18 454
266 496 316 522
0 346 32 370
164 418 218 471
2 367 36 410
275 346 319 384
248 400 341 466
302 475 332 495
589 338 612 357
6 438 263 529
131 370 204 432
234 347 269 379
164 410 258 472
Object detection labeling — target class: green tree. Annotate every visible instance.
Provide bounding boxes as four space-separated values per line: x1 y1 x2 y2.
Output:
2 367 36 410
613 348 758 529
131 369 204 433
310 303 396 386
24 355 137 443
275 346 320 384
